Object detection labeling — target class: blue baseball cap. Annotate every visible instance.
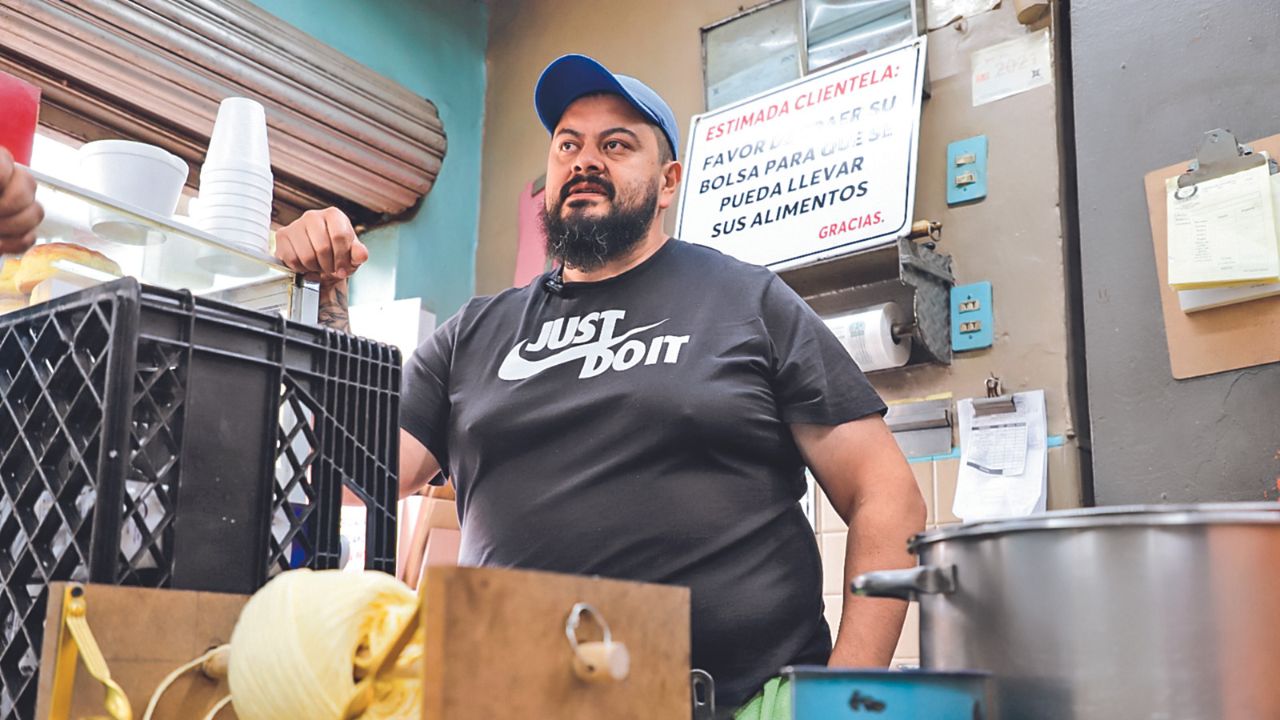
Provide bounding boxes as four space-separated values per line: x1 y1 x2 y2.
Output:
535 54 679 161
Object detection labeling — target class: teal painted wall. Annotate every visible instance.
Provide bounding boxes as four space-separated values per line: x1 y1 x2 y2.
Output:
252 0 487 318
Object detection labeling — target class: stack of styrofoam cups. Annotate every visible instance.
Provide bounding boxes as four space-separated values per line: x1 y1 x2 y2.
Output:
195 97 273 277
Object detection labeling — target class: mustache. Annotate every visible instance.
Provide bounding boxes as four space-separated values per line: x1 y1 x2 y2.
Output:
559 175 615 202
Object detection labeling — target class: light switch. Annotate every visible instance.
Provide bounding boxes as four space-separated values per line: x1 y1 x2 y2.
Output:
947 135 988 205
951 281 994 351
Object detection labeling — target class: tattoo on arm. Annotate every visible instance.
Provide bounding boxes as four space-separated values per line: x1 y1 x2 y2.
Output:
318 281 351 333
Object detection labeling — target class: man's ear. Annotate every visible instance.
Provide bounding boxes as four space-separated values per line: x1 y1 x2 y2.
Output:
657 160 683 210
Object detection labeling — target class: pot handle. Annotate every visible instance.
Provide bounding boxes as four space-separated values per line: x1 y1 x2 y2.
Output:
852 565 956 600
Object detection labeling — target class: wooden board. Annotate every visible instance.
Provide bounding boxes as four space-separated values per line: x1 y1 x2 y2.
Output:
420 566 691 720
35 583 247 720
398 496 460 589
1144 135 1280 379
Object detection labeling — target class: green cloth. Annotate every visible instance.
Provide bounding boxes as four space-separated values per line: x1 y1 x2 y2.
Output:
733 677 791 720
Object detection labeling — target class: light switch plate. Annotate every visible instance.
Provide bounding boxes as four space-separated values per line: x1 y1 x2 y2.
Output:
947 135 988 205
951 281 994 351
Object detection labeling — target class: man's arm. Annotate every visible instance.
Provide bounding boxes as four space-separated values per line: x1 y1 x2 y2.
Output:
318 278 350 332
400 430 443 498
792 414 926 667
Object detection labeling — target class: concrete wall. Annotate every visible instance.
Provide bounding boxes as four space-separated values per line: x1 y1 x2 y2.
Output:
870 7 1077 444
252 0 488 318
1070 0 1280 504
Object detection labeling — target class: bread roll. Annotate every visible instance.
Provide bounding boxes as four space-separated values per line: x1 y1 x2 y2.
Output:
0 295 25 315
14 243 122 294
0 258 19 295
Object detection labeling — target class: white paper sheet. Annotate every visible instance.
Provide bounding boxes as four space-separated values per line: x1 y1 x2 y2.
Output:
954 390 1047 521
1166 164 1280 290
1176 162 1280 310
971 29 1052 107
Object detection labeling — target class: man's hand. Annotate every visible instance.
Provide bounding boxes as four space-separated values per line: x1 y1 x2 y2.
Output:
0 146 43 255
275 207 369 332
274 207 369 284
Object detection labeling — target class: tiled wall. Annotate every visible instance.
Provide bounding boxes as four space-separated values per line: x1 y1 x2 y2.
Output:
814 445 1081 667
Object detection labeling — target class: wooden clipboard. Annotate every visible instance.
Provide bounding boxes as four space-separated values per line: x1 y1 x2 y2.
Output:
1143 132 1280 380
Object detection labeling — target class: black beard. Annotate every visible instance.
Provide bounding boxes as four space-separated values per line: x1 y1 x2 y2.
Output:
540 178 659 273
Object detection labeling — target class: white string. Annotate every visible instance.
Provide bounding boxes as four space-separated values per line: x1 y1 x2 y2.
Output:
142 645 226 720
201 694 233 720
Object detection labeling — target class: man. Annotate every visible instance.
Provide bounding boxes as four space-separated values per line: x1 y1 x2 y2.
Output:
275 55 925 718
0 146 43 255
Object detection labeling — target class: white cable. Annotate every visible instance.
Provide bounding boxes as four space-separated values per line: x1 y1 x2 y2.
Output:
142 645 226 720
201 694 233 720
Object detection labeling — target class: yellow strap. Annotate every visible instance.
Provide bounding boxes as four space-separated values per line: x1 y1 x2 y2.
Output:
48 584 133 720
341 607 421 719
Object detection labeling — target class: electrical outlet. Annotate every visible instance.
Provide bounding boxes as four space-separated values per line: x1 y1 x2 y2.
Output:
951 281 994 351
947 135 988 205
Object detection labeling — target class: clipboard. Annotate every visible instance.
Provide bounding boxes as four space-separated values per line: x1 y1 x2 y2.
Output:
1174 128 1276 193
1144 129 1280 380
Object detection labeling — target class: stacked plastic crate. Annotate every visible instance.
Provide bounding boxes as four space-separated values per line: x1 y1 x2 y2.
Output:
0 278 400 718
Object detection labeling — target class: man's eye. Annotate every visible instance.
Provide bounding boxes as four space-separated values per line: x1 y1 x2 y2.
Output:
604 140 625 151
560 141 576 151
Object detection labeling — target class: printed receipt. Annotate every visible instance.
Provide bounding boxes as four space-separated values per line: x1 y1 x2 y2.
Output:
953 390 1047 522
1166 163 1280 289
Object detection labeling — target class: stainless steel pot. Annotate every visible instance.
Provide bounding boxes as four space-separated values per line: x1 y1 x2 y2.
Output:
854 503 1280 720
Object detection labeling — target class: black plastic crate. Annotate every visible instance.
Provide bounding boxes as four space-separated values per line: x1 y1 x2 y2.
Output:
0 278 400 717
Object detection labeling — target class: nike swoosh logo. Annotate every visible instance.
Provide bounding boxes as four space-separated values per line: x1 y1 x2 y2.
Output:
498 320 667 381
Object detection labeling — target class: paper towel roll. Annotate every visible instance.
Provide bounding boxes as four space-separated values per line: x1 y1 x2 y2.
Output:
823 302 912 372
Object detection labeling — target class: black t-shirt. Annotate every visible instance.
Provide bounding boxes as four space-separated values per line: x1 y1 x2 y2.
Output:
401 239 886 711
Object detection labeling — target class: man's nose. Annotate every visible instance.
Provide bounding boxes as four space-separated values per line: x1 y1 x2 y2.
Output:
573 145 604 174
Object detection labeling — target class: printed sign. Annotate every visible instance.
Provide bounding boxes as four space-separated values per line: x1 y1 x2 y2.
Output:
677 38 927 270
971 29 1052 107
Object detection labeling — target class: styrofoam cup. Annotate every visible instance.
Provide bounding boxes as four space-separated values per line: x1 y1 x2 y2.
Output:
197 180 271 196
201 216 270 237
200 165 273 185
195 200 270 223
201 231 269 252
199 171 274 193
78 140 189 246
195 194 273 217
198 180 272 199
197 188 273 210
205 97 270 171
205 226 267 245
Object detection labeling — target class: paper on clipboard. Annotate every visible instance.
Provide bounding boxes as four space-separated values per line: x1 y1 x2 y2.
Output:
953 390 1047 522
1166 164 1280 290
1176 169 1280 311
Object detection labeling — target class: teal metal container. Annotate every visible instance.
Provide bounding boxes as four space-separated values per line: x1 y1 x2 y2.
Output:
783 667 996 720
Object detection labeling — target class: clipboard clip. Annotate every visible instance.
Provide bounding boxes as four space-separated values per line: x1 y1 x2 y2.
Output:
974 374 1015 417
1175 128 1279 199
